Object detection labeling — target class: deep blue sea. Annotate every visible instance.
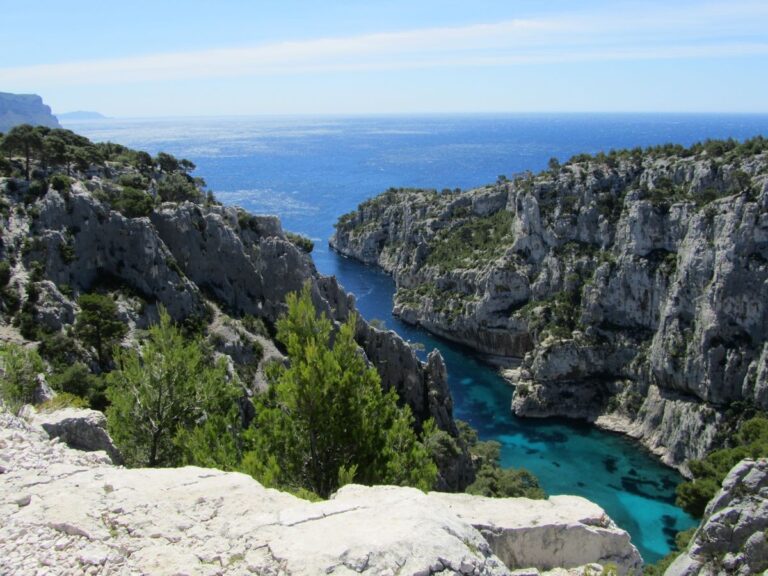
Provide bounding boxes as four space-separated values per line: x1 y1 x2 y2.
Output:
65 113 768 563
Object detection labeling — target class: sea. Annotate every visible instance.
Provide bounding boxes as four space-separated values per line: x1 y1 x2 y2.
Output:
63 113 768 563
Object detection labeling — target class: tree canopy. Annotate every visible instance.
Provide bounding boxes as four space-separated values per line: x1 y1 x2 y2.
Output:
74 294 128 369
241 283 437 497
106 307 239 467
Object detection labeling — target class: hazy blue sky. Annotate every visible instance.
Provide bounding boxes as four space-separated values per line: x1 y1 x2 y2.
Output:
1 0 766 116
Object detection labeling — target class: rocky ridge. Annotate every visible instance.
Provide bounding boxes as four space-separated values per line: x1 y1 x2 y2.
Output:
666 458 768 576
0 407 643 575
1 170 467 488
0 92 61 133
330 140 768 474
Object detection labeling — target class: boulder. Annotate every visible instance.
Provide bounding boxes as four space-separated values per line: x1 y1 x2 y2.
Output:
1 408 642 576
430 492 643 575
33 407 122 464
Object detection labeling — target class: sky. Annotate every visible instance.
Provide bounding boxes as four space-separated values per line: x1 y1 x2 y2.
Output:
1 0 767 116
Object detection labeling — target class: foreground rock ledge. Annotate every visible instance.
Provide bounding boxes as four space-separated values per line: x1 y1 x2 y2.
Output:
0 410 642 575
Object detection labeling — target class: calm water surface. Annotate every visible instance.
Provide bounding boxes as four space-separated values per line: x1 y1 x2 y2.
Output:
66 113 768 562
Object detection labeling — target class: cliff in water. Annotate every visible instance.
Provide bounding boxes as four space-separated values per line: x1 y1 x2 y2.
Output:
0 92 61 132
331 138 768 475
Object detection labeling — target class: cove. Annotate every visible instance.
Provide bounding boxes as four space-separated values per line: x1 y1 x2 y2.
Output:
63 113 768 563
324 251 696 564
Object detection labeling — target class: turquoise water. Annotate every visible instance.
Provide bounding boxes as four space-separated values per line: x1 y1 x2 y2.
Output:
65 114 768 561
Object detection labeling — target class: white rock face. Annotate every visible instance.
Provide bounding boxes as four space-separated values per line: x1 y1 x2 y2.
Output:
32 406 123 464
431 492 643 575
330 151 768 474
0 409 642 575
665 459 768 576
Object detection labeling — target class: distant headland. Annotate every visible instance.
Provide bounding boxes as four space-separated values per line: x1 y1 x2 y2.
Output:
58 110 109 121
0 92 60 132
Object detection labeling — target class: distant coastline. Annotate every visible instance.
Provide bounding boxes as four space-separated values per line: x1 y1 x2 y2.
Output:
58 110 109 120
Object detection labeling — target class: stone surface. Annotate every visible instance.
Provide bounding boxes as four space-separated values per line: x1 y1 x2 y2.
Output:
330 149 768 473
33 406 122 464
665 459 768 576
0 408 643 575
1 176 469 488
431 492 643 575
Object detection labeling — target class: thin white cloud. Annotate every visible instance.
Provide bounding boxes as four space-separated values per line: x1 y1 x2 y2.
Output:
0 1 765 87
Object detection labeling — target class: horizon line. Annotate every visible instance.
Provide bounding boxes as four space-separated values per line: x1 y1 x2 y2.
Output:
57 110 768 121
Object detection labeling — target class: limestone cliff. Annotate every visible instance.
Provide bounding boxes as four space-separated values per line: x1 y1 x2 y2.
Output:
0 92 61 132
330 140 768 474
0 407 643 575
665 458 768 576
0 167 468 488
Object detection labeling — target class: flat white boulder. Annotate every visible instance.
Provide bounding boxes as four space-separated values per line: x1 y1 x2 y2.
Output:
1 409 642 575
430 492 643 575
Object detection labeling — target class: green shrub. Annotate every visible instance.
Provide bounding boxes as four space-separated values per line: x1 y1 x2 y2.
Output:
38 332 79 368
74 293 128 369
676 415 768 517
285 232 314 253
242 314 269 337
0 344 45 412
113 186 154 218
50 174 72 193
107 307 238 467
157 172 203 203
27 179 48 200
1 285 20 314
241 283 437 497
0 261 10 287
117 173 148 189
38 392 89 412
49 362 108 411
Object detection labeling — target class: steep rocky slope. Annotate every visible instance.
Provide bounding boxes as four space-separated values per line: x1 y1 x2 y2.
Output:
0 407 643 575
0 92 60 132
666 458 768 576
331 139 768 473
0 165 468 487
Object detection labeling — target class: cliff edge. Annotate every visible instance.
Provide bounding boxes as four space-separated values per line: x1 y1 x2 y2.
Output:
0 407 643 575
0 92 61 133
331 139 768 475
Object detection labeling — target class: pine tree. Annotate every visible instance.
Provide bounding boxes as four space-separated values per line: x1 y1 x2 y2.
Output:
74 294 127 369
106 307 238 467
242 283 436 498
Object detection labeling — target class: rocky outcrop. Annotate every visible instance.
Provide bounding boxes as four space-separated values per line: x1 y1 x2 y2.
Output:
1 175 470 487
665 459 768 576
331 144 768 472
0 92 61 132
432 492 643 574
32 406 122 464
0 408 642 575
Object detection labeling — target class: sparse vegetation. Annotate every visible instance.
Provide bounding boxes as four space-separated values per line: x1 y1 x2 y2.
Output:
676 414 768 517
285 231 314 253
426 209 514 271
